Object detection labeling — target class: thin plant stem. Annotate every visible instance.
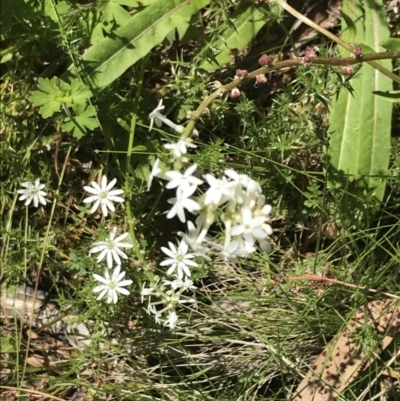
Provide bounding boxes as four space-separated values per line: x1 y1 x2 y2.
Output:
124 62 146 262
273 0 400 83
21 145 72 382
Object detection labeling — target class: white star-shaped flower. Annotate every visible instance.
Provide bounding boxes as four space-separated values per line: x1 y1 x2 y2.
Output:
89 227 133 268
230 207 267 247
203 174 236 206
93 265 133 304
165 164 203 193
160 240 198 279
17 179 47 208
164 137 197 158
83 176 124 217
167 186 201 223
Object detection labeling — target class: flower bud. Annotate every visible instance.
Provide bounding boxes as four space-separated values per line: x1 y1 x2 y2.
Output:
354 45 362 57
258 54 272 66
304 46 318 58
235 69 248 79
255 74 267 87
230 88 241 99
341 66 354 76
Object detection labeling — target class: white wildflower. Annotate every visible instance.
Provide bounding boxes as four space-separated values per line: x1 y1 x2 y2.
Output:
89 227 133 268
83 175 124 217
167 186 201 223
17 179 47 207
149 99 185 133
165 163 203 193
164 137 197 158
160 240 198 279
230 207 267 247
203 174 236 206
93 265 133 304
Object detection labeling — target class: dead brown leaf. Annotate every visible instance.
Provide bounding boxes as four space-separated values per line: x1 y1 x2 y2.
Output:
292 299 400 400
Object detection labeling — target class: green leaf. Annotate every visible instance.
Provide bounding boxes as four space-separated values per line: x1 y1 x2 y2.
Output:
29 78 93 118
340 10 357 42
64 0 211 90
69 79 93 105
372 90 400 103
328 0 392 203
98 0 132 26
200 4 269 71
29 77 69 118
43 0 70 21
379 38 400 51
131 145 147 152
62 104 99 139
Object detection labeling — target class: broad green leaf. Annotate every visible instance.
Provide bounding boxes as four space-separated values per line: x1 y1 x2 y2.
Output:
62 105 99 139
65 0 210 90
327 0 392 203
379 38 400 51
200 4 269 71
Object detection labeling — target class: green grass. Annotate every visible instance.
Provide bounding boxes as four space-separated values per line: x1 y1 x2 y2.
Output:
1 0 400 400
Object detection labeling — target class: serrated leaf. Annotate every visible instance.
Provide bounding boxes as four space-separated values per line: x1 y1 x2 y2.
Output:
327 0 392 202
200 4 269 71
29 77 69 118
29 78 93 118
62 105 99 139
44 0 70 21
379 38 400 51
69 79 93 105
99 0 131 26
64 0 211 90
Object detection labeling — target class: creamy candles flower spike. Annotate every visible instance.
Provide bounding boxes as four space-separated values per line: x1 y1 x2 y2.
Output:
89 227 133 268
17 179 47 207
83 175 124 217
93 265 133 304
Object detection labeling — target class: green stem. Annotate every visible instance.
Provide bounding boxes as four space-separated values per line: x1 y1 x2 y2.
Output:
21 145 72 382
182 51 400 139
125 62 146 262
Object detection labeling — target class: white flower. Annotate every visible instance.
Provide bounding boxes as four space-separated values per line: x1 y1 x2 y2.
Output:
160 240 198 279
164 137 197 158
163 277 197 291
165 164 203 193
178 221 211 258
149 99 165 131
93 265 133 304
89 227 133 268
83 176 124 217
203 174 236 206
147 158 164 191
164 310 178 329
230 207 267 246
167 186 201 223
149 99 185 133
17 179 47 207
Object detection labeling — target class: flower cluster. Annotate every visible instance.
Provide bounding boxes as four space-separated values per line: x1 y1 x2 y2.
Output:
83 176 133 304
141 100 273 328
